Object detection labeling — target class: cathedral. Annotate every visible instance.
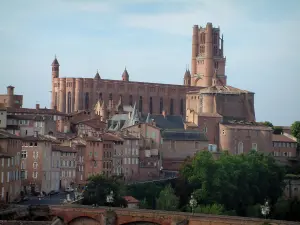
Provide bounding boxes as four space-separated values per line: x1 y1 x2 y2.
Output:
51 22 255 124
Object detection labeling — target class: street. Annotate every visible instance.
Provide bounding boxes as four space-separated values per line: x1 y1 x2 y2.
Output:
19 192 75 205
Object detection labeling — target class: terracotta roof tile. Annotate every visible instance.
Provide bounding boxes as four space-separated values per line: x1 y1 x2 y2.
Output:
123 196 139 203
76 118 106 130
22 134 60 143
0 129 22 139
6 107 66 116
199 85 253 95
272 134 297 143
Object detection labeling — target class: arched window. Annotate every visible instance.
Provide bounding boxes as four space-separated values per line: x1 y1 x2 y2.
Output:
170 98 174 115
180 99 184 115
67 92 71 113
129 95 133 106
238 142 244 154
84 92 89 110
149 97 153 114
109 93 112 100
139 96 143 113
99 92 102 100
160 97 163 113
54 92 58 108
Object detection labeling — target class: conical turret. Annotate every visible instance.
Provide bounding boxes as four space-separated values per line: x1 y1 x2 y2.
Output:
122 67 129 81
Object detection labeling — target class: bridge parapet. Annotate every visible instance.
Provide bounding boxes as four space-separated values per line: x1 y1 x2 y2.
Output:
49 205 299 225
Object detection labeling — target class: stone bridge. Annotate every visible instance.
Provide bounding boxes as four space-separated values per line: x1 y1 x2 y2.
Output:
48 205 298 225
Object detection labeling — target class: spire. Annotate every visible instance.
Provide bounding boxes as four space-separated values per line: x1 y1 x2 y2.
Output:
184 68 191 78
145 113 151 123
51 55 59 66
116 95 123 112
94 70 101 79
122 67 129 81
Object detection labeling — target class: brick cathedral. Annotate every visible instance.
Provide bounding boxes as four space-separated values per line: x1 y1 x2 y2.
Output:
51 22 255 123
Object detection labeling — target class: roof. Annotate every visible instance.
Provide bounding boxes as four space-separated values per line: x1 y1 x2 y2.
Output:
6 107 66 116
220 120 272 131
0 129 22 139
149 115 184 129
199 85 253 95
77 118 106 130
184 69 191 78
123 196 139 204
7 114 48 121
22 134 60 143
161 129 208 141
119 133 139 140
102 133 124 142
52 145 77 153
272 134 297 143
51 57 59 66
85 133 123 142
122 68 129 78
55 132 77 140
94 71 101 79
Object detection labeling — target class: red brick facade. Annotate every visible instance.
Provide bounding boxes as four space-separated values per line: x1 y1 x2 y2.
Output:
49 206 297 225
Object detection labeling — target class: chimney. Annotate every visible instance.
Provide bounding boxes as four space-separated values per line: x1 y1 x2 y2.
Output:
162 110 166 118
34 131 38 138
36 104 40 110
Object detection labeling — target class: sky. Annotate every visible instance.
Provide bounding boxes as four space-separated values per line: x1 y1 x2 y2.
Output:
0 0 299 126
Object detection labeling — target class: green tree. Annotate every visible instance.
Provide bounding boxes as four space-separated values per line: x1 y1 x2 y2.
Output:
263 121 273 128
194 203 224 215
83 174 127 207
156 184 179 211
180 151 286 216
273 126 283 135
291 121 300 140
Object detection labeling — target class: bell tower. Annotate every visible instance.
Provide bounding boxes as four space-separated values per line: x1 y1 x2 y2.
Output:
51 55 60 79
190 23 227 87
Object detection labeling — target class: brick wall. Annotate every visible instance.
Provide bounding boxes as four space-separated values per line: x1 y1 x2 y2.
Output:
0 221 52 225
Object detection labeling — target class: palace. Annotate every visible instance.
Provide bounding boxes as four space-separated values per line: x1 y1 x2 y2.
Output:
51 22 233 118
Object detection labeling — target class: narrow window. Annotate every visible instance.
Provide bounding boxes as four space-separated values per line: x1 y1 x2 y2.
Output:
149 97 153 114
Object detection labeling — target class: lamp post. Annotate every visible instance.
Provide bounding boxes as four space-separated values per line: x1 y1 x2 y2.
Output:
260 199 270 219
189 194 197 215
106 191 114 210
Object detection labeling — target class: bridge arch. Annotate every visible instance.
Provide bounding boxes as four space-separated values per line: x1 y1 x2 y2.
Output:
121 222 162 225
120 221 162 225
68 216 100 225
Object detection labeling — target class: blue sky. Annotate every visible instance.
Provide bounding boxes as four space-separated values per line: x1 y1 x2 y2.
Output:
0 0 299 126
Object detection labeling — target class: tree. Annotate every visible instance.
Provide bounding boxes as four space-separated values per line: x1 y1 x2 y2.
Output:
263 121 273 128
194 203 224 215
291 121 300 140
273 126 283 135
180 151 286 216
83 174 127 207
156 184 179 211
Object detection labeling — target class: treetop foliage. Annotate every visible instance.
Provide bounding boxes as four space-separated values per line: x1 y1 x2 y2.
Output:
180 150 286 216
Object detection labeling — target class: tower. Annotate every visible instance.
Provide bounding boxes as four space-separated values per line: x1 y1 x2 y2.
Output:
6 86 14 108
51 56 60 79
190 23 227 87
51 56 60 110
183 68 191 86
